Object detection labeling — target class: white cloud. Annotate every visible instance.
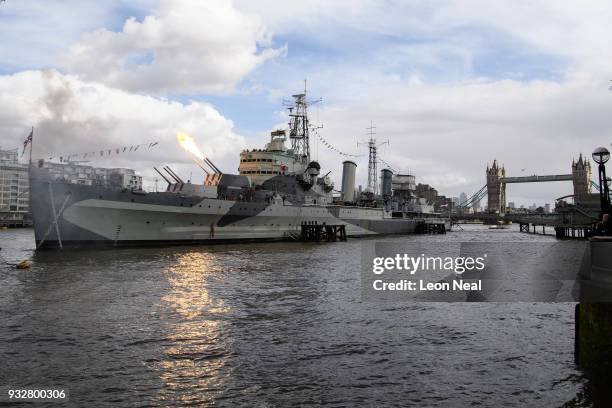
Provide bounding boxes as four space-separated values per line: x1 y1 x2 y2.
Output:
0 70 246 185
64 0 285 94
236 0 612 65
231 0 612 205
308 75 612 205
0 0 156 70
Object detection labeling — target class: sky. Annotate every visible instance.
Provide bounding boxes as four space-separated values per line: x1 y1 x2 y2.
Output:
1 0 612 207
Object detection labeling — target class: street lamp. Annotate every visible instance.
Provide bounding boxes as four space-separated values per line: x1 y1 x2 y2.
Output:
592 147 611 215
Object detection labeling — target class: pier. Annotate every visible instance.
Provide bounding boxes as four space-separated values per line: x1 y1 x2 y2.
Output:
300 224 347 242
415 219 447 234
0 219 32 228
515 220 594 239
452 211 597 240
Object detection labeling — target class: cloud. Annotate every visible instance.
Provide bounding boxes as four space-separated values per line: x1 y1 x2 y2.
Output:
0 70 246 186
65 0 285 94
230 0 612 205
0 0 156 71
304 74 612 205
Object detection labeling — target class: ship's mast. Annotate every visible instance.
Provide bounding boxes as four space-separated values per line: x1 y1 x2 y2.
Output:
287 80 322 164
367 126 377 195
288 83 310 163
358 122 388 195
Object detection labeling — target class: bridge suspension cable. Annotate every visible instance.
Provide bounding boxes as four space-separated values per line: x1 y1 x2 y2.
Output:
590 180 612 202
455 185 487 209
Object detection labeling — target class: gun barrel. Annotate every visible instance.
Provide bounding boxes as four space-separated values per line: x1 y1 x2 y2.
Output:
154 167 171 185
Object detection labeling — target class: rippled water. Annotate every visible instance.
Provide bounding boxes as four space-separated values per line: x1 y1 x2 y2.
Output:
0 225 602 406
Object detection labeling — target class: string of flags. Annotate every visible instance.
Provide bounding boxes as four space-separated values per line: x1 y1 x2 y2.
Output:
46 141 159 163
378 158 397 173
314 130 363 158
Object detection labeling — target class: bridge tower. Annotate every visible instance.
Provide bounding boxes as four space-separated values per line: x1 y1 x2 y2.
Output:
486 159 506 214
572 154 592 202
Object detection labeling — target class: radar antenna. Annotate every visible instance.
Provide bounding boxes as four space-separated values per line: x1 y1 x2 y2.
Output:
358 121 389 195
283 79 322 164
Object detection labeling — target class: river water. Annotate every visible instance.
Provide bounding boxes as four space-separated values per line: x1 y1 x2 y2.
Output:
0 225 603 406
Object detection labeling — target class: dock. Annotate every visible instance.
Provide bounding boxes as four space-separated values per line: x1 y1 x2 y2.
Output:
516 221 594 239
300 223 347 242
415 219 447 234
0 219 32 228
554 225 594 239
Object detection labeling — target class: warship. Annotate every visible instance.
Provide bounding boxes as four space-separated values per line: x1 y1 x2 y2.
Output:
29 90 446 249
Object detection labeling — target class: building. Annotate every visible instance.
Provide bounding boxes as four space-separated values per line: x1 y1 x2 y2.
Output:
472 199 480 213
459 192 467 206
0 148 30 227
414 183 458 212
508 202 516 209
415 183 438 204
1 152 143 228
40 160 142 190
544 203 551 213
435 195 453 212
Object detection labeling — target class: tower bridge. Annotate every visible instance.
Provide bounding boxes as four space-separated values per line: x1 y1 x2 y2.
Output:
454 154 596 217
450 151 609 247
485 154 591 214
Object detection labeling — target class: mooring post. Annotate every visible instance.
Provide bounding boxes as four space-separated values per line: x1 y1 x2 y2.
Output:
576 303 612 382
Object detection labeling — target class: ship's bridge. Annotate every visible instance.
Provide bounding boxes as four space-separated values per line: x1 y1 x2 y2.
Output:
239 130 306 185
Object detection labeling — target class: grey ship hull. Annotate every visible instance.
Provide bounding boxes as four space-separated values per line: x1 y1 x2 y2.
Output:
30 176 419 249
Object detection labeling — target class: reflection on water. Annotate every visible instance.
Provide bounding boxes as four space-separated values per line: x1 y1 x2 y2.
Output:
157 252 230 405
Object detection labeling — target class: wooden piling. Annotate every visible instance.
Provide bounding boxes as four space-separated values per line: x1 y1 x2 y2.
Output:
416 221 447 235
300 224 347 242
576 303 612 382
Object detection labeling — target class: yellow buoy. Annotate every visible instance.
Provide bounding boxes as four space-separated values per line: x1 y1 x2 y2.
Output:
16 260 32 269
